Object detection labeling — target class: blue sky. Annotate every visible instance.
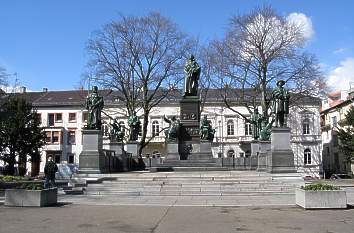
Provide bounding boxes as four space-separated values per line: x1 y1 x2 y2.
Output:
0 0 354 91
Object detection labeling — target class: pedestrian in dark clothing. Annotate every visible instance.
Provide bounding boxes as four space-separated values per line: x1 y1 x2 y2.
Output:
44 157 58 188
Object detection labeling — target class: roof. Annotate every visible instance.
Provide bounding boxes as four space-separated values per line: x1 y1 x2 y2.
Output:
0 88 321 108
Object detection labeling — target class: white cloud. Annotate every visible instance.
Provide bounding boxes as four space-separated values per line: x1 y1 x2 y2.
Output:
287 13 314 40
333 48 347 54
327 57 354 91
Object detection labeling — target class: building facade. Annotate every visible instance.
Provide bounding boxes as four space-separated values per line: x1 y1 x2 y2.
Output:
2 88 323 177
321 86 354 177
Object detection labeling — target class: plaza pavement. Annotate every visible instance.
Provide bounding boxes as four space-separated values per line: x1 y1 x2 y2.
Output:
1 204 354 233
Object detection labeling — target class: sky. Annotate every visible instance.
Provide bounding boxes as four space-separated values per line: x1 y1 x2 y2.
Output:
0 0 354 92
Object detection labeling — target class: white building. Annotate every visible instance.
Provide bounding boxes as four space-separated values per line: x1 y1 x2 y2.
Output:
3 88 323 177
321 85 354 177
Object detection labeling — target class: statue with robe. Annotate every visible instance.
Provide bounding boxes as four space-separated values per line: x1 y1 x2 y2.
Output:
164 115 181 142
109 119 125 142
249 108 262 140
200 116 215 142
183 55 201 96
85 86 104 130
128 112 140 141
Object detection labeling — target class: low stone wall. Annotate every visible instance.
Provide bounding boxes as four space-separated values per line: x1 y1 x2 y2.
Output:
295 188 347 209
5 188 58 207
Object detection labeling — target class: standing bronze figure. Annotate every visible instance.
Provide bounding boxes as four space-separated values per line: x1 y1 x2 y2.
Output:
128 112 140 141
271 80 290 127
85 86 104 130
184 55 201 96
250 108 262 140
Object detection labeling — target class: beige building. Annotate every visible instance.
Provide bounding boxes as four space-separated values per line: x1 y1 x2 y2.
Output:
321 85 354 177
1 88 323 177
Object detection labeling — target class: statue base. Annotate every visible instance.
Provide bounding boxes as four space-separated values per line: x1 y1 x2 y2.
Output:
179 96 200 141
165 143 180 160
267 128 296 173
79 129 106 174
125 141 140 157
257 141 270 172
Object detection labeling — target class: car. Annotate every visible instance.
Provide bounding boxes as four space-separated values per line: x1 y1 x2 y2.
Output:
330 174 352 180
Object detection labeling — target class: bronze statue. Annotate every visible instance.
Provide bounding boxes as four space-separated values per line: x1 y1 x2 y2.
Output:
271 80 290 127
109 119 124 142
250 108 262 140
184 55 201 96
259 118 275 141
85 86 104 130
128 112 140 141
200 116 215 142
164 115 181 142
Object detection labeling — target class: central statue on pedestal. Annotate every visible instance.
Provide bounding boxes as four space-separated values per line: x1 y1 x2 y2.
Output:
183 55 201 96
85 86 104 130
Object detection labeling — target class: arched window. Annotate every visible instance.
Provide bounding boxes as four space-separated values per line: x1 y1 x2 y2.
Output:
152 120 160 137
102 124 109 136
303 119 310 135
304 148 311 165
227 149 235 158
227 120 234 136
119 121 125 135
245 122 252 136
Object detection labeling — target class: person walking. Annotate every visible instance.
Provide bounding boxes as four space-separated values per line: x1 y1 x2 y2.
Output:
44 157 58 188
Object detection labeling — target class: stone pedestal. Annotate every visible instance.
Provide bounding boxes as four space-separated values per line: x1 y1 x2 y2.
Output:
249 141 260 170
267 127 296 173
125 142 140 157
165 143 180 160
257 141 270 171
79 129 106 174
178 141 213 160
179 96 200 141
109 142 123 155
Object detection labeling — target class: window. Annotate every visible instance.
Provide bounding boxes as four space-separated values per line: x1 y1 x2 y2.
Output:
227 120 234 136
82 112 88 122
55 113 62 122
36 113 42 124
52 131 60 143
227 149 235 158
46 132 52 143
69 113 76 122
239 152 244 158
67 153 74 164
332 116 337 127
67 131 76 144
45 131 61 144
48 113 55 126
302 119 310 135
119 121 125 134
245 122 252 136
304 148 311 165
102 124 109 136
152 120 160 137
54 154 61 163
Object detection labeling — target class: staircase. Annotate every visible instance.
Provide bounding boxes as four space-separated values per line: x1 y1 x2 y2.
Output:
77 171 304 197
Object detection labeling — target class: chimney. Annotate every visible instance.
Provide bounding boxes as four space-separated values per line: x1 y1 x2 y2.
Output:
19 86 26 93
43 87 48 92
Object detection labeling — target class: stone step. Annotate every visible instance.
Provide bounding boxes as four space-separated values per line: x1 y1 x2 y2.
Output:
84 190 294 196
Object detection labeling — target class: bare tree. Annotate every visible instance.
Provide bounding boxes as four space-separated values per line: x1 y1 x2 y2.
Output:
0 66 8 89
86 12 194 155
207 6 324 120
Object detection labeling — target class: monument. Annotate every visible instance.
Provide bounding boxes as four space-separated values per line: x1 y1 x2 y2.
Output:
125 112 141 157
267 80 296 173
162 55 215 168
79 86 106 173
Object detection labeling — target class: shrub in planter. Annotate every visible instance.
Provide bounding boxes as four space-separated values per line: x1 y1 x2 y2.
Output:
296 183 347 209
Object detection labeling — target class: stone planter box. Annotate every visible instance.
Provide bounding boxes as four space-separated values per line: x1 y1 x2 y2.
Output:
5 188 58 207
295 188 347 209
